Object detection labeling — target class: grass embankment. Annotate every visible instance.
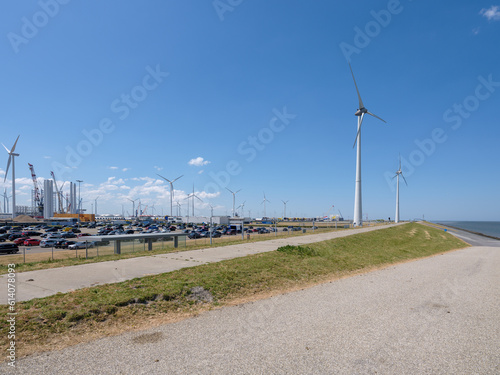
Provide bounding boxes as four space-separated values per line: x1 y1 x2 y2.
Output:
1 223 467 358
0 227 345 274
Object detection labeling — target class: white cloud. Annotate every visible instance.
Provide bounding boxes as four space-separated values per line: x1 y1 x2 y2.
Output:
480 5 500 20
43 156 51 159
188 157 210 167
198 170 204 174
154 166 163 171
122 168 129 172
472 27 480 35
108 166 118 170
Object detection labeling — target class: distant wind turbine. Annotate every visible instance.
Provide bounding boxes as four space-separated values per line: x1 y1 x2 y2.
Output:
2 189 11 214
157 174 183 217
393 155 407 223
226 187 241 217
261 192 270 218
281 200 289 218
127 198 138 219
349 63 386 227
185 185 203 216
2 135 20 219
237 201 246 217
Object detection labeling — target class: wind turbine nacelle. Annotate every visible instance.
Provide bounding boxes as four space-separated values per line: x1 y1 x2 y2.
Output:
355 108 367 116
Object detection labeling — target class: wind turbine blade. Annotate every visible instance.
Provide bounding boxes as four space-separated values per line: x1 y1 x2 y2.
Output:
172 175 183 183
195 195 203 202
2 143 10 154
352 114 364 148
10 135 20 153
366 111 386 123
398 153 401 170
236 189 241 194
156 174 172 183
348 62 364 109
4 155 12 182
226 187 234 194
392 175 397 179
402 174 408 186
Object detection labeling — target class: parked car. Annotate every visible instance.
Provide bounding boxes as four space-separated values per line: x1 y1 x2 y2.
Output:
188 232 202 239
8 233 24 241
61 232 77 238
13 237 29 245
55 240 76 249
24 238 40 246
0 243 19 254
68 241 93 250
211 231 222 238
40 239 59 248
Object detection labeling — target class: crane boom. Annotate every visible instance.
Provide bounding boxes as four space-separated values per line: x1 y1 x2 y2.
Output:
50 171 64 213
28 163 43 214
28 163 40 202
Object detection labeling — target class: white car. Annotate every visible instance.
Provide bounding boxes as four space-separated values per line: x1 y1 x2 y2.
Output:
40 239 59 248
68 241 93 250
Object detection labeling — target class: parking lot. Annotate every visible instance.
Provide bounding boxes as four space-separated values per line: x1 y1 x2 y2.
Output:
0 221 340 264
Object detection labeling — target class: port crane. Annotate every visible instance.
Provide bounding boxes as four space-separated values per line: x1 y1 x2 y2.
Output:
28 163 43 215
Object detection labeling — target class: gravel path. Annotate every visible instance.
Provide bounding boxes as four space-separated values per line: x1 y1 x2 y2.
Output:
6 245 499 374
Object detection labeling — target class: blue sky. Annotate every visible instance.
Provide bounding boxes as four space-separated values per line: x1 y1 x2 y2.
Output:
0 0 499 221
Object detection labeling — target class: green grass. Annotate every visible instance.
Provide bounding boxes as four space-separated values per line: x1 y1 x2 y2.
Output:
0 223 467 357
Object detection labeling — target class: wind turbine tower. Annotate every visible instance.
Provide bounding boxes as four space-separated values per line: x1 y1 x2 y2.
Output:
393 155 407 223
2 136 20 219
261 192 270 218
349 63 386 227
157 174 183 217
281 200 289 218
226 187 241 217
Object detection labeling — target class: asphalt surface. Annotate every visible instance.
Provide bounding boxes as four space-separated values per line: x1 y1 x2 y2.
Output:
0 224 399 304
423 222 500 247
5 243 498 374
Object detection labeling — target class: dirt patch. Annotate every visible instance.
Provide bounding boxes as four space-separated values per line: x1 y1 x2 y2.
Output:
408 228 417 237
424 230 431 240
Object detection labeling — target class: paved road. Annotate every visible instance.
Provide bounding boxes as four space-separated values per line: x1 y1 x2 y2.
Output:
425 223 500 247
6 244 498 374
0 224 399 304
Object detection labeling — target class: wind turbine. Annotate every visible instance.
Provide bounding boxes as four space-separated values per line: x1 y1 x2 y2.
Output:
226 187 241 217
349 63 386 227
156 174 183 217
127 198 138 219
237 201 246 217
281 200 289 218
185 185 203 217
2 135 20 219
94 196 99 216
393 155 407 223
261 192 270 218
2 189 11 214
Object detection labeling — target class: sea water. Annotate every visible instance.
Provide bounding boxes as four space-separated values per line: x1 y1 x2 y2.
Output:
436 221 500 238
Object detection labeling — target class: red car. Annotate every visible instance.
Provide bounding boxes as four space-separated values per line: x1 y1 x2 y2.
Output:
13 237 28 245
23 238 40 246
78 233 91 237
